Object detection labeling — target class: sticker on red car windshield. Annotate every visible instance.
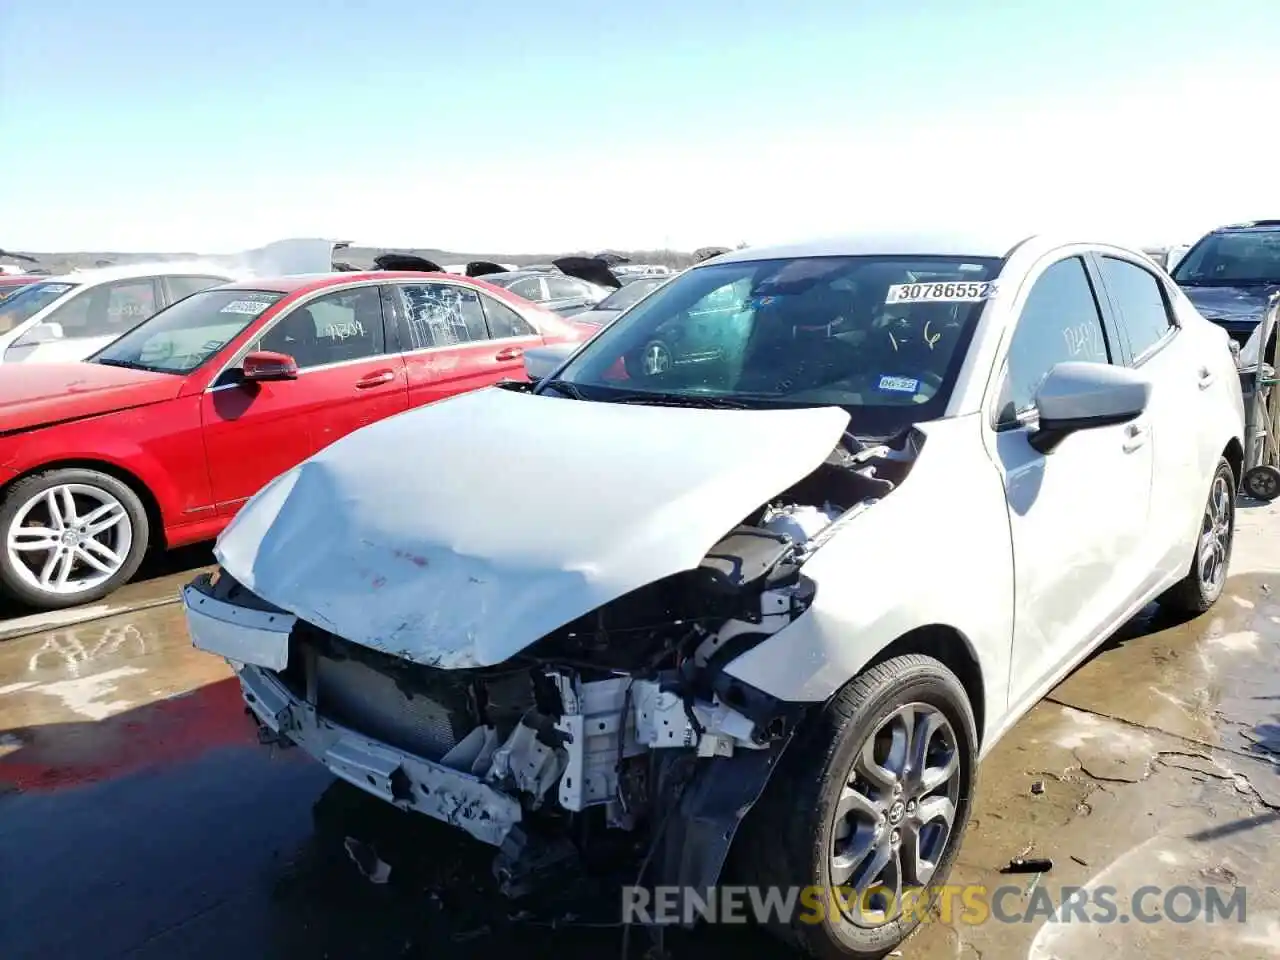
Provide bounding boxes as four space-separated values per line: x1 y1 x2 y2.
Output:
219 299 274 315
42 283 72 294
885 281 997 304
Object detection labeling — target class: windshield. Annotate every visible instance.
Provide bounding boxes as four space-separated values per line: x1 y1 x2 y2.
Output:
597 277 667 312
0 281 79 333
89 288 286 374
1171 229 1280 286
548 254 1002 437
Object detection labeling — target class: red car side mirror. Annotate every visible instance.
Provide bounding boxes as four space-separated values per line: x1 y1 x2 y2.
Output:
242 350 298 382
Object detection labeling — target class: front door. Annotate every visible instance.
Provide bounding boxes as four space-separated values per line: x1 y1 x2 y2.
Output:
983 255 1154 705
201 284 408 514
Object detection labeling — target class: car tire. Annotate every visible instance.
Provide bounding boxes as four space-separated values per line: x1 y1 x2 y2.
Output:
1242 464 1280 502
735 654 977 959
1159 456 1236 616
0 468 151 610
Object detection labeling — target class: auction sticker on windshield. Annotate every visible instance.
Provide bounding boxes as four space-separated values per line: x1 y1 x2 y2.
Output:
220 299 275 316
41 284 73 294
886 281 997 304
877 375 920 393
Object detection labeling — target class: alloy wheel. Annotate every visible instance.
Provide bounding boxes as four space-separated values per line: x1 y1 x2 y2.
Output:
830 702 961 926
1198 472 1232 598
5 483 133 595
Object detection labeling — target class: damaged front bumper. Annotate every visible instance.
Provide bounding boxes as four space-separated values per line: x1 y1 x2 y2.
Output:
184 575 803 892
237 662 524 846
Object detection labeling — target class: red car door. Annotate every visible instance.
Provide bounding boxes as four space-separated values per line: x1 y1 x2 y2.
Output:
201 283 408 515
385 280 544 408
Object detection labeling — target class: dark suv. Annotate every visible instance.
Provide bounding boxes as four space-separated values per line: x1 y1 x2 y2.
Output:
1170 220 1280 345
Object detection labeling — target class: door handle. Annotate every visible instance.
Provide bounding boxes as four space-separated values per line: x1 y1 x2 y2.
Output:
1198 367 1215 389
1122 421 1149 453
355 369 396 388
495 346 524 362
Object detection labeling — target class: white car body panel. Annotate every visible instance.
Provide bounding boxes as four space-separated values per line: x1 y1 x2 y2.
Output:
214 387 851 668
0 238 339 364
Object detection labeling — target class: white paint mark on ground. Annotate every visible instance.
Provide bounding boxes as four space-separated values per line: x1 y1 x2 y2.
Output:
1231 595 1256 610
1238 914 1280 951
1156 850 1180 865
29 666 146 720
0 681 39 696
1052 705 1155 754
1206 630 1261 653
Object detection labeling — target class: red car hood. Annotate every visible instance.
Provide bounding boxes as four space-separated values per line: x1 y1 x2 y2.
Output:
0 362 183 434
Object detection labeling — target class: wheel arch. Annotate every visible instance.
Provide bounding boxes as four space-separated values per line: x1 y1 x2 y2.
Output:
1 459 166 550
860 623 987 752
1222 435 1244 487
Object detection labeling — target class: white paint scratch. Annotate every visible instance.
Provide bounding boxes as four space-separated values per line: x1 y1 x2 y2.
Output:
29 666 146 720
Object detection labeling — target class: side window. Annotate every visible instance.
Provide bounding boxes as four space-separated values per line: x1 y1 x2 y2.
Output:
545 276 588 300
997 257 1110 424
167 275 225 301
1097 256 1174 360
508 277 543 301
259 285 385 369
482 294 536 338
45 279 159 340
397 283 489 350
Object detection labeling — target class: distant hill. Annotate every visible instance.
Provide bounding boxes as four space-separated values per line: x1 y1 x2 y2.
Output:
0 245 707 275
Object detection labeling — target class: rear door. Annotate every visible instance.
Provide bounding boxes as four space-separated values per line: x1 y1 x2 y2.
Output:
201 284 408 514
390 280 543 407
1091 252 1206 582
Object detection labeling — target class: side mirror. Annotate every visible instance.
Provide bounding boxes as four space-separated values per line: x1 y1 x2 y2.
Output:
21 321 64 344
1030 361 1151 453
523 342 576 381
242 350 299 382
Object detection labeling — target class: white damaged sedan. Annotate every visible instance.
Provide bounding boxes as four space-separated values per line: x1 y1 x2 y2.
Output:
184 232 1244 958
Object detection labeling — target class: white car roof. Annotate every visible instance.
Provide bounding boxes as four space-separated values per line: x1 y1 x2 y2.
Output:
40 261 236 286
709 231 1039 264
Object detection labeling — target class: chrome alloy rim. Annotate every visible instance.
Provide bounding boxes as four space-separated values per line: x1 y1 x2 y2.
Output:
6 484 132 595
1198 473 1232 598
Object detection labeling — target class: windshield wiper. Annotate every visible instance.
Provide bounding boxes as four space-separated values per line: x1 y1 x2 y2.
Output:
540 378 588 400
613 392 749 409
93 358 143 369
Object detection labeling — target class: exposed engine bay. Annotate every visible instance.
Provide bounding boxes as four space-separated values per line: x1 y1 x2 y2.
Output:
200 428 921 896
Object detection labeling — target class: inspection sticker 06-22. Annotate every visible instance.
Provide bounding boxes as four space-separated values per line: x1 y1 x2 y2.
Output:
886 280 998 304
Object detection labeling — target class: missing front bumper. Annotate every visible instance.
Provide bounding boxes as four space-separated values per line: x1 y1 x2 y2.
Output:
238 664 523 847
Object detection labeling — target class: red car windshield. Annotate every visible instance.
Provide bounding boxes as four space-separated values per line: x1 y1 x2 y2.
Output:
89 288 286 374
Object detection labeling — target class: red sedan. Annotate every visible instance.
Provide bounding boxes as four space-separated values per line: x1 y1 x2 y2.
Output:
0 271 588 610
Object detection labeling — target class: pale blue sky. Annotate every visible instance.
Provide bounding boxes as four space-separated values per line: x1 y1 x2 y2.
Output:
2 1 1278 253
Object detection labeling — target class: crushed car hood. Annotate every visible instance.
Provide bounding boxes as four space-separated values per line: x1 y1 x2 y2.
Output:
215 388 850 668
0 362 182 433
1181 284 1279 328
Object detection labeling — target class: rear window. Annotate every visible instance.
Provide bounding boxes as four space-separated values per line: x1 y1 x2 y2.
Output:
0 281 78 333
89 288 286 374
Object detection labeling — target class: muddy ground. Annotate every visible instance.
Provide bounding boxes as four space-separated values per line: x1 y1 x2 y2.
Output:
1 504 1278 960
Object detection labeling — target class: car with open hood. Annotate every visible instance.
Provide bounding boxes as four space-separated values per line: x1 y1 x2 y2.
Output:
475 256 620 316
0 270 585 611
0 239 341 365
184 232 1243 958
566 274 671 330
1170 219 1280 345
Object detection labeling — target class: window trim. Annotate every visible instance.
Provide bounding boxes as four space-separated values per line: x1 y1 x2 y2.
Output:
988 253 1115 432
1091 252 1180 367
206 280 397 390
